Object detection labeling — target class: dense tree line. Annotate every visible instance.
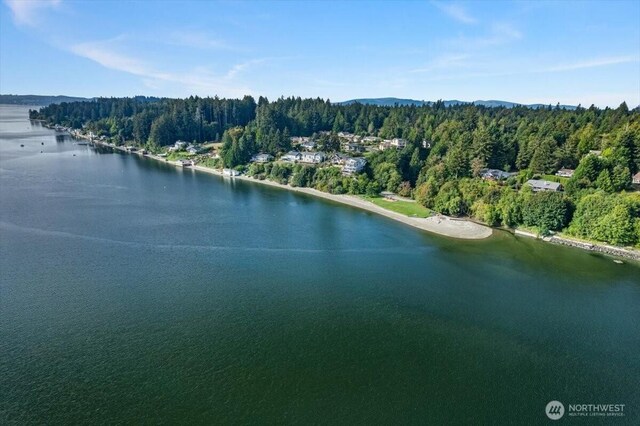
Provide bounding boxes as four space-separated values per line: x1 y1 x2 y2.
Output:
32 96 640 246
31 96 257 148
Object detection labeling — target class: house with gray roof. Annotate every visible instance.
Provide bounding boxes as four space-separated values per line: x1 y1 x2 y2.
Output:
281 151 302 162
526 179 562 192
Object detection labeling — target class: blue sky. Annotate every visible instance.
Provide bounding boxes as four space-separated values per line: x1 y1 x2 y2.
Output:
1 0 639 107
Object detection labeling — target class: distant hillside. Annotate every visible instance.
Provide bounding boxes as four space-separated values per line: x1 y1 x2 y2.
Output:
339 97 430 107
340 97 576 110
0 94 92 106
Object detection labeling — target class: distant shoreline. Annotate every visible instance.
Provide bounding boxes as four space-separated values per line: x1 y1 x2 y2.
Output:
92 140 492 240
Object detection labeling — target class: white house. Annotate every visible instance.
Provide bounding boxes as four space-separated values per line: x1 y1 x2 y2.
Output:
379 138 407 150
390 138 407 149
556 168 575 178
174 140 187 149
186 145 200 155
362 136 380 143
251 153 273 163
632 172 640 185
300 151 325 164
342 157 367 175
223 168 241 176
281 151 302 162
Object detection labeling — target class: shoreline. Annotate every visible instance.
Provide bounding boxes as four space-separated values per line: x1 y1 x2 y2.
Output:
191 165 493 240
90 140 492 240
85 140 640 258
513 229 640 262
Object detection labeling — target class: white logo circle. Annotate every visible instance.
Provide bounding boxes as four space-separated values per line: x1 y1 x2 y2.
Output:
546 400 565 420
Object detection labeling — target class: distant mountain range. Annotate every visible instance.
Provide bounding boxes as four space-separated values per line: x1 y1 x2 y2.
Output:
339 97 577 110
1 94 579 110
0 94 92 106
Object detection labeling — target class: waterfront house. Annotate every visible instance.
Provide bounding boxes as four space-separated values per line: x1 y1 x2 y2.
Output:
342 157 367 175
556 168 575 178
251 153 273 163
186 145 200 155
223 168 241 176
526 179 562 192
281 151 302 162
177 159 194 167
300 152 325 164
633 172 640 185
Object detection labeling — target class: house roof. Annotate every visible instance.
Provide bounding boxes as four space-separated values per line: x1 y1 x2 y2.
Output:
526 179 561 190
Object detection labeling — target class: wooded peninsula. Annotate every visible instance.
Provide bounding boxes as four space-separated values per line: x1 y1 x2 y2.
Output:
30 96 640 248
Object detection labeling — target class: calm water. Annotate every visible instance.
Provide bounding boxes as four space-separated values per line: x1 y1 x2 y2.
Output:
1 105 639 424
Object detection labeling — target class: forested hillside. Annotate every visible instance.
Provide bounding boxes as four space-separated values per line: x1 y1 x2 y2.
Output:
31 96 640 246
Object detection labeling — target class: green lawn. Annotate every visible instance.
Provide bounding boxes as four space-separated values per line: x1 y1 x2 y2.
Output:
361 196 432 218
541 174 570 185
166 151 193 161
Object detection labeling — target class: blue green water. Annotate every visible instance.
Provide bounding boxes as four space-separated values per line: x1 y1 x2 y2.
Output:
1 105 639 424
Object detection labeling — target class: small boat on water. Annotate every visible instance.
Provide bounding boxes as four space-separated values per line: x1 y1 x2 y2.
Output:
20 144 24 147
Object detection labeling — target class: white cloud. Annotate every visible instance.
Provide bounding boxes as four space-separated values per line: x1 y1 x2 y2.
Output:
166 31 230 50
69 40 254 97
70 42 166 78
432 1 477 24
225 59 266 79
417 53 639 84
4 0 60 26
543 55 639 72
409 54 471 73
447 22 522 49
